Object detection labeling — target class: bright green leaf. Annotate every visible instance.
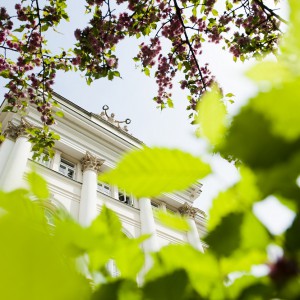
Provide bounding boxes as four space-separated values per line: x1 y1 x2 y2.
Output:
212 9 218 16
241 212 270 250
225 93 235 98
144 67 150 77
208 167 261 231
27 172 49 200
197 85 227 146
246 61 293 85
99 147 211 197
251 78 300 141
114 237 145 280
55 111 64 118
155 210 190 231
167 98 174 108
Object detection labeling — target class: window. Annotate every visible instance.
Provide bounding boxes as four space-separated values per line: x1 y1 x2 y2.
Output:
59 158 75 179
97 182 111 196
151 201 159 208
118 190 133 206
33 152 51 168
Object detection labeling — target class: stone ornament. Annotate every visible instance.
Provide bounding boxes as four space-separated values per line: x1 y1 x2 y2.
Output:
178 202 206 219
4 118 34 140
81 151 105 173
99 105 131 132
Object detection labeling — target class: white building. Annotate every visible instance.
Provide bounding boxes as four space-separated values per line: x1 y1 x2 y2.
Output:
0 92 206 254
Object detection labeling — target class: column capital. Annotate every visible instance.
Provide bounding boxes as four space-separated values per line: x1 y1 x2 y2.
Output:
4 118 34 140
81 151 105 173
178 202 206 219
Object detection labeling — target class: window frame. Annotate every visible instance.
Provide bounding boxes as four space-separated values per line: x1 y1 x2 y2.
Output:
97 181 111 196
118 190 133 206
58 158 76 179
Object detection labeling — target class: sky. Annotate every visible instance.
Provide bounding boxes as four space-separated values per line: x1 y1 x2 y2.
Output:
0 0 295 234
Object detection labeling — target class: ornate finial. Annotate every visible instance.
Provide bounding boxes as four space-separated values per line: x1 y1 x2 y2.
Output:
99 105 131 132
178 202 206 219
81 151 105 173
4 118 34 140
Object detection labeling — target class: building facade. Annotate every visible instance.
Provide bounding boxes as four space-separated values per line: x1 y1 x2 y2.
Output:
0 93 206 254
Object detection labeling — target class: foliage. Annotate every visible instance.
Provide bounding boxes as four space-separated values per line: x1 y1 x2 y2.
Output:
0 0 286 154
99 147 210 197
1 0 300 299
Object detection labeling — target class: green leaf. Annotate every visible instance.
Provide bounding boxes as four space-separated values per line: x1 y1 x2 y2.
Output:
225 93 235 98
155 210 190 231
208 167 261 231
99 147 211 197
205 213 244 257
246 61 293 85
227 276 271 300
92 279 141 300
27 172 49 200
221 249 267 274
197 85 227 146
0 191 91 300
143 269 194 300
108 71 114 80
146 245 222 298
55 111 64 118
220 107 300 170
212 9 218 16
285 214 300 253
240 212 270 250
14 25 26 32
114 237 145 280
167 98 174 108
251 78 300 142
144 67 150 77
90 206 122 238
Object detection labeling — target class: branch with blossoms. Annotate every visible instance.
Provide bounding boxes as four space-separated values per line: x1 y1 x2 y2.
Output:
0 0 287 153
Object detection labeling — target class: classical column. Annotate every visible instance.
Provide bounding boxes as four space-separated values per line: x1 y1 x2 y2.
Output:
179 202 204 253
0 119 33 191
139 197 159 280
0 122 17 177
139 197 159 252
79 151 105 226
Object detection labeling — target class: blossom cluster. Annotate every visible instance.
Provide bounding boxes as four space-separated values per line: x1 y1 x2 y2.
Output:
0 0 284 124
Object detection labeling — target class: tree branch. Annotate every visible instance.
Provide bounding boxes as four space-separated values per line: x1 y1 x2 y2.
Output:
173 0 207 91
254 0 288 25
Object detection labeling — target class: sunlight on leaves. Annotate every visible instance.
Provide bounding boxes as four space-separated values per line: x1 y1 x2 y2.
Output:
251 78 300 141
155 210 190 231
208 167 261 231
99 147 211 197
246 61 293 85
27 171 50 200
196 85 227 146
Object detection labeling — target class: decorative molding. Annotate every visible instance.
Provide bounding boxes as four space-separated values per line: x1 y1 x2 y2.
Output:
178 202 206 219
4 118 34 140
99 105 131 132
80 151 105 173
